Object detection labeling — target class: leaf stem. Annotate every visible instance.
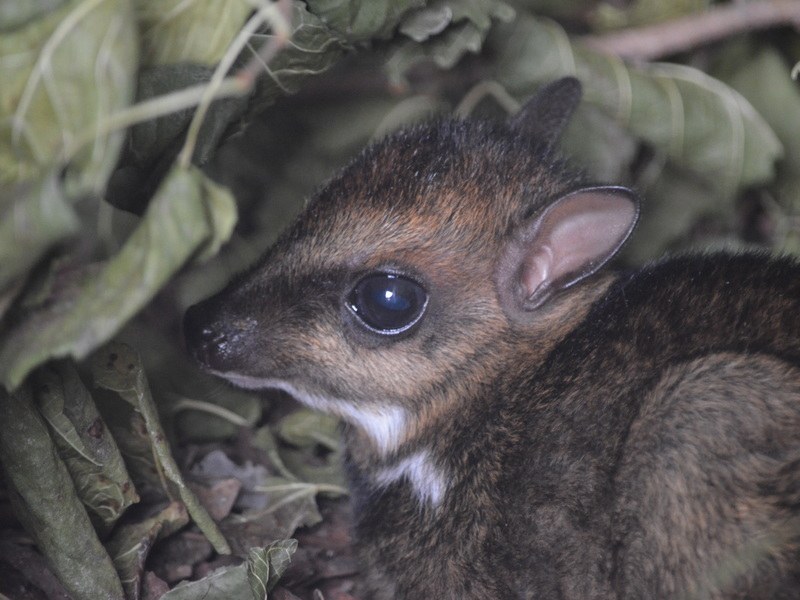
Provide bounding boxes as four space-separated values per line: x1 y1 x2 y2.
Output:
63 78 246 161
177 0 292 168
167 396 251 427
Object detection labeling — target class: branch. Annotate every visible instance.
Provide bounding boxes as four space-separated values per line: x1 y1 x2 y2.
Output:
581 0 800 61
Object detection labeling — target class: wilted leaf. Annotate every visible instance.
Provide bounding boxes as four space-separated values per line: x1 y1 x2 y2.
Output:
34 362 138 531
220 474 323 555
387 0 514 84
275 410 347 493
0 0 67 31
560 102 638 184
252 426 298 480
304 0 425 42
275 409 340 451
136 0 253 67
0 384 124 600
489 14 782 196
106 501 189 600
246 540 298 599
106 408 168 503
249 2 349 108
0 165 237 390
159 540 296 600
0 172 78 294
92 342 231 555
399 4 452 42
0 539 71 600
724 49 800 173
128 65 250 168
170 389 262 443
0 0 138 194
159 562 250 600
278 447 348 494
721 49 800 257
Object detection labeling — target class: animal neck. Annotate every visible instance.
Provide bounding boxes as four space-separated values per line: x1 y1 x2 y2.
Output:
343 274 620 510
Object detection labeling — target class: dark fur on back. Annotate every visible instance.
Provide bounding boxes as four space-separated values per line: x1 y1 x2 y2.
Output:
350 253 800 599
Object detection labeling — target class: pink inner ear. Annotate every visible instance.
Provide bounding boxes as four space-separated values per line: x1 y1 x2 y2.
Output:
521 188 638 304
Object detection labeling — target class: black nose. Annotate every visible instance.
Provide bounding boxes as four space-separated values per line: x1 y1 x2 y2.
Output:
183 302 227 370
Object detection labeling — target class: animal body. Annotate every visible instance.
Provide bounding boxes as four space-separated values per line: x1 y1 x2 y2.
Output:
184 78 800 599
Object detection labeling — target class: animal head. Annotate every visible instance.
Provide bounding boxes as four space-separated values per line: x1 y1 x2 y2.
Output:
184 78 639 455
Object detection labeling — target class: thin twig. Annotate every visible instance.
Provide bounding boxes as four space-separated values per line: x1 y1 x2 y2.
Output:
177 0 292 168
581 0 800 61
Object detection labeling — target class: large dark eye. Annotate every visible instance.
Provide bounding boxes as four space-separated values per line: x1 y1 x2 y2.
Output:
347 273 428 335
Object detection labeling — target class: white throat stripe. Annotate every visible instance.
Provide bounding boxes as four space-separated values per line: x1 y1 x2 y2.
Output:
214 372 408 456
375 449 448 507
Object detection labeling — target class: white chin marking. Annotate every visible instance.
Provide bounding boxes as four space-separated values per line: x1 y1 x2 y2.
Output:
215 371 449 507
375 449 448 507
213 372 408 457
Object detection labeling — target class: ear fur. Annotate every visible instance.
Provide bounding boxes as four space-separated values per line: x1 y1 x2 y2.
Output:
509 77 583 150
495 187 639 320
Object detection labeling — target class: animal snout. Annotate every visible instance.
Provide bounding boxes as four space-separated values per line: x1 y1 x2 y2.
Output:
183 302 254 372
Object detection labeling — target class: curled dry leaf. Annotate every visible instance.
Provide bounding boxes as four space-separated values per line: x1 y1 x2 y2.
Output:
0 165 236 390
0 384 125 600
0 0 138 193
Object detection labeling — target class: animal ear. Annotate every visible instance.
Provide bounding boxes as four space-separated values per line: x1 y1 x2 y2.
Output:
495 186 639 316
509 77 583 150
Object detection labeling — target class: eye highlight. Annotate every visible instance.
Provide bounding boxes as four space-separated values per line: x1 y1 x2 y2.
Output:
347 273 428 335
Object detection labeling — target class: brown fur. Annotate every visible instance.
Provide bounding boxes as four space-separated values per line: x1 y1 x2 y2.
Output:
185 79 800 598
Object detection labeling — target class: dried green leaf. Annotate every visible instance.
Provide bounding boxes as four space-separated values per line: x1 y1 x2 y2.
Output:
34 363 138 531
560 103 638 184
171 389 261 443
246 540 298 599
275 410 346 493
387 0 514 85
130 64 250 167
434 0 515 30
159 540 296 600
220 473 322 555
160 562 250 600
304 0 425 42
106 501 189 600
278 447 348 494
0 384 124 600
0 165 237 390
399 4 452 42
489 14 782 196
92 342 231 554
249 2 349 108
0 0 138 194
0 172 78 294
724 49 800 178
722 48 800 256
136 0 252 67
0 0 66 32
252 426 297 480
106 406 167 503
275 409 340 451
